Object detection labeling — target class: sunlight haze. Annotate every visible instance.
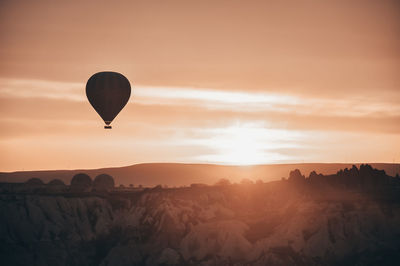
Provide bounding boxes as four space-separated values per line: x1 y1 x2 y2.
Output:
0 0 399 171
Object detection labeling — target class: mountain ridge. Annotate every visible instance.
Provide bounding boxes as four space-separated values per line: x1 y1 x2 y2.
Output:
1 162 399 187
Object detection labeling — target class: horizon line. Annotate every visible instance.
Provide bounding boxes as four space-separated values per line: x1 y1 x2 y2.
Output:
2 161 399 174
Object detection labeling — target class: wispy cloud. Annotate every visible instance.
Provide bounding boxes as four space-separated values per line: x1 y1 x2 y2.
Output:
0 78 83 101
136 86 400 118
1 78 399 119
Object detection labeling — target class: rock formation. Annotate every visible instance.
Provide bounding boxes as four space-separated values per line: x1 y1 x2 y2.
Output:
1 165 399 265
70 173 92 192
93 174 115 192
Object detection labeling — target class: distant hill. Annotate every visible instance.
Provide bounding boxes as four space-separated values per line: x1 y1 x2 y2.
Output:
0 163 399 186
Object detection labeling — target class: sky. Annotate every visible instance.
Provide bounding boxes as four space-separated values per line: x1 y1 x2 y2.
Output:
0 0 399 171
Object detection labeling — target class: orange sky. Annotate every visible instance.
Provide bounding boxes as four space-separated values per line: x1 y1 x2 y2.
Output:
0 0 399 171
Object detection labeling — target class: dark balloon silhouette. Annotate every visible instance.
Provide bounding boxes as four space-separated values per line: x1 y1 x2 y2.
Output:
86 72 131 129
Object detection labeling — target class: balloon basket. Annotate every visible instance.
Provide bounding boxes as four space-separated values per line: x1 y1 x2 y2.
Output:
104 126 112 129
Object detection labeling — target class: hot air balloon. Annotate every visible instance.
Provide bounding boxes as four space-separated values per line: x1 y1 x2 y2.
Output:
86 72 131 129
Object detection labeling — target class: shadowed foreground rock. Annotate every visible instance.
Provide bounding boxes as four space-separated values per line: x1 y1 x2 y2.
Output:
25 178 44 186
47 179 65 187
1 165 400 266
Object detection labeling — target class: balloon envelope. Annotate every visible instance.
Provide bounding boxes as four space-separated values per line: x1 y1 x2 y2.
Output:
86 72 131 128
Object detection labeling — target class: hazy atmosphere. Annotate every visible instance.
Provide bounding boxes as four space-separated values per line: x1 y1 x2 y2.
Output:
1 0 400 171
2 2 400 266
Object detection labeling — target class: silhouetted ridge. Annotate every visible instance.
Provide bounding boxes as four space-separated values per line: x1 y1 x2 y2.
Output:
288 169 305 183
287 164 400 199
1 163 399 186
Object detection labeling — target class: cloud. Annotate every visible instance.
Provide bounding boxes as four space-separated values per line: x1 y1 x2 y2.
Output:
135 86 400 118
0 78 83 101
2 77 399 116
1 78 399 138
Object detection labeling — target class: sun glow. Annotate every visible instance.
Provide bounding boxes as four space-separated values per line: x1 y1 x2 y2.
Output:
211 128 270 165
194 123 303 165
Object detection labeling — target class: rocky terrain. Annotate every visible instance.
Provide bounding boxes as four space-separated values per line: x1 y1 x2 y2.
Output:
1 166 400 266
